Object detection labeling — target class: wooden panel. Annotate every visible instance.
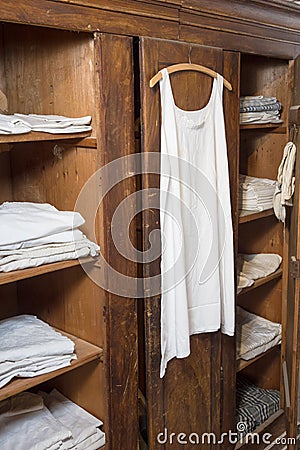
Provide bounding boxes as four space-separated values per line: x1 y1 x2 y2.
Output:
140 37 239 449
241 348 281 390
50 0 179 21
0 151 13 203
239 216 283 255
95 33 139 450
238 278 283 324
237 345 280 372
240 132 288 181
0 284 19 319
284 54 300 447
240 55 290 124
179 15 300 60
3 25 95 129
0 0 179 39
0 131 92 145
221 50 240 448
10 144 97 216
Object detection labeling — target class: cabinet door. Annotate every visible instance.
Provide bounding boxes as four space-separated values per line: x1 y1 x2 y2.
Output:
139 37 239 449
285 55 300 449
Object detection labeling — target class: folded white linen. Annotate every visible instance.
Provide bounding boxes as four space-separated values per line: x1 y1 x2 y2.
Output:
236 306 281 360
0 229 84 251
41 389 105 449
14 114 92 127
0 238 99 272
0 315 75 362
0 355 76 389
0 392 71 450
238 253 282 281
0 202 84 247
239 175 277 211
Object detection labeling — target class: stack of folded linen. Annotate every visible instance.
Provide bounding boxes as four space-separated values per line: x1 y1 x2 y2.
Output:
0 315 76 388
236 306 281 360
0 202 99 272
41 389 105 449
237 253 282 293
240 96 282 124
0 390 105 450
0 113 91 135
239 174 277 211
14 114 92 134
236 376 280 437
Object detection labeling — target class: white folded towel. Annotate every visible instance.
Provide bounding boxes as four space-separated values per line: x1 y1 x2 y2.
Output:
0 202 84 247
236 306 281 360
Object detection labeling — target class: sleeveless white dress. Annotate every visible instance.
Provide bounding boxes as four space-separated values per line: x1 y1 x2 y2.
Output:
159 68 235 377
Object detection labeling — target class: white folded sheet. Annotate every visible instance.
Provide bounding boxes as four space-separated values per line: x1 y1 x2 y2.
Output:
0 315 75 362
239 175 277 211
41 389 105 449
236 306 281 360
0 392 71 450
0 202 84 247
0 238 100 272
0 229 84 251
0 355 77 389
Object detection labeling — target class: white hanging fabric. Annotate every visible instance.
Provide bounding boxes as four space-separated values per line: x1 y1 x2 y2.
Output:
159 68 235 377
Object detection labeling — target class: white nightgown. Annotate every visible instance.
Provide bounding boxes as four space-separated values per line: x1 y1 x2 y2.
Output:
159 68 235 377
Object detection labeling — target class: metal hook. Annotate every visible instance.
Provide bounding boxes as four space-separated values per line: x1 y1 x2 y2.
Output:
292 123 298 144
188 44 192 64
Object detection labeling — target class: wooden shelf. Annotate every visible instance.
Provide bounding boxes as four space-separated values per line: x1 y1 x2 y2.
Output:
0 257 97 286
0 130 94 149
238 268 283 296
237 344 280 372
239 208 274 223
0 331 103 402
240 124 286 132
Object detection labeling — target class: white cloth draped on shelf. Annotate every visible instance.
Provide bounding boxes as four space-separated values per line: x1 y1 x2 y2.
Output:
237 253 282 294
236 306 282 360
273 141 297 223
0 202 100 272
239 174 277 211
0 114 91 135
0 390 105 450
0 315 76 388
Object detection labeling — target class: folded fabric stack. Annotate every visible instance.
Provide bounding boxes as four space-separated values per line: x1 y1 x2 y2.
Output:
0 202 99 272
236 376 280 437
0 390 105 450
0 114 91 135
237 253 282 293
236 306 281 360
239 174 277 211
0 315 76 388
240 96 283 124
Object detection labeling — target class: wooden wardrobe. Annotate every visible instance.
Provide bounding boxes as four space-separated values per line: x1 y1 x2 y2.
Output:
0 1 299 450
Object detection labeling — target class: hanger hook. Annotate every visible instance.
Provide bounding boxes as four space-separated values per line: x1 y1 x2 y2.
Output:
292 123 298 144
188 45 192 65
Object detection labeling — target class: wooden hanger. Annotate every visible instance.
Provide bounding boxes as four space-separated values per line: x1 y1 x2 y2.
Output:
149 63 232 91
